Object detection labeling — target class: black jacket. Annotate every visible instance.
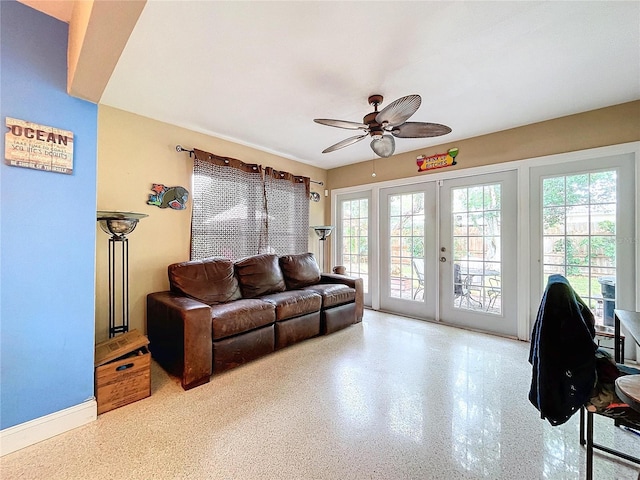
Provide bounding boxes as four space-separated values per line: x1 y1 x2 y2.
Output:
528 274 597 425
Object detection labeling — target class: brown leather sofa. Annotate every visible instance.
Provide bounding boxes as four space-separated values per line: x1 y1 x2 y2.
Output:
147 252 363 390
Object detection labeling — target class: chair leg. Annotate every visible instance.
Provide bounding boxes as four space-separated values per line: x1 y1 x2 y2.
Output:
580 405 640 477
586 410 594 480
413 286 423 300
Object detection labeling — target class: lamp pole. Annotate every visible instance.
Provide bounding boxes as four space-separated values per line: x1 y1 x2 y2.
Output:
107 235 129 337
98 211 148 338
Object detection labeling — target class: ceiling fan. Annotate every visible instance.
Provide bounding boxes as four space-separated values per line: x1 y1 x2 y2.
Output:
314 94 451 158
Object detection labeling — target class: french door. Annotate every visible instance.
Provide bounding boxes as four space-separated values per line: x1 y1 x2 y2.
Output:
336 192 372 306
333 145 636 345
438 171 518 337
379 183 437 319
529 153 636 356
376 172 518 336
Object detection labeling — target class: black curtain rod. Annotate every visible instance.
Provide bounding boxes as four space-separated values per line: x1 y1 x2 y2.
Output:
175 145 324 186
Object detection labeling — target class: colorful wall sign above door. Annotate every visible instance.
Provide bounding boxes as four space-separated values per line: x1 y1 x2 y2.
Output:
416 148 458 172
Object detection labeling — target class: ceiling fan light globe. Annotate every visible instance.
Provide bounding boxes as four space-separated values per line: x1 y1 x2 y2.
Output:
371 135 395 158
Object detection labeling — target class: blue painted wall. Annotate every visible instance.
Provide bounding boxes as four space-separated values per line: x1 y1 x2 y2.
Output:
1 1 98 429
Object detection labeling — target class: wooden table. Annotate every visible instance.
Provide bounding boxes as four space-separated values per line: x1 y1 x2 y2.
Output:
614 309 640 364
615 375 640 413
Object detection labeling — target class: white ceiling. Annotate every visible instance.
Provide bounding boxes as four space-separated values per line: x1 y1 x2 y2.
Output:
99 1 640 169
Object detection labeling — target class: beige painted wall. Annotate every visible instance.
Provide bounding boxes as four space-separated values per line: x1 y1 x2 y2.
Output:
96 105 327 342
96 101 638 340
322 100 639 268
327 101 640 192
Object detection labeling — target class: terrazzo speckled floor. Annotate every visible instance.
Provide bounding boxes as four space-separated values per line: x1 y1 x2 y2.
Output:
2 310 639 479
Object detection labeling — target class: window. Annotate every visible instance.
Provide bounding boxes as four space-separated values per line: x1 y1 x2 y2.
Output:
191 150 309 260
541 171 617 326
452 184 502 314
340 197 369 292
389 192 424 300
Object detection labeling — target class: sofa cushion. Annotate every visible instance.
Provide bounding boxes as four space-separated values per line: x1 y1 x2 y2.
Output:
303 283 356 308
279 253 322 289
210 298 275 340
261 290 322 321
169 257 241 305
235 254 286 298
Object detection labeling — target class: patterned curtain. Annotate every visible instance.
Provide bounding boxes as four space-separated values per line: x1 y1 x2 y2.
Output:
191 149 310 261
263 167 310 255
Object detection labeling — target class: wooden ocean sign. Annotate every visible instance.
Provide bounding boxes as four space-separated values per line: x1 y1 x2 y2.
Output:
5 117 74 174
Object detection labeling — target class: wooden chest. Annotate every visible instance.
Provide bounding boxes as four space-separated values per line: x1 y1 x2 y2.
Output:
95 329 151 415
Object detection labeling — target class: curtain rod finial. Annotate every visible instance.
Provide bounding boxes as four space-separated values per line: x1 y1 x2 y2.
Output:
176 145 194 157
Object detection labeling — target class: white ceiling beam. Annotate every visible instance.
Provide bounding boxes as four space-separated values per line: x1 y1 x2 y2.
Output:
68 0 146 103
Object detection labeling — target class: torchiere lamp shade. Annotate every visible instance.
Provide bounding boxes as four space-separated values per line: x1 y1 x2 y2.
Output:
97 211 148 238
313 225 334 241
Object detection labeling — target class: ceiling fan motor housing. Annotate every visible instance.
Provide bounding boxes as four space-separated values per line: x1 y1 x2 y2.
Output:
363 111 383 139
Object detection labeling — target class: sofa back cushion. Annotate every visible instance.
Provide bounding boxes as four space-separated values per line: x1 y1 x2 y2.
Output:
279 252 321 289
235 254 286 298
169 258 242 305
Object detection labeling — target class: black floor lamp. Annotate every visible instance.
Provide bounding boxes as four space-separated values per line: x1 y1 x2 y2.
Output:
97 211 148 338
312 225 334 272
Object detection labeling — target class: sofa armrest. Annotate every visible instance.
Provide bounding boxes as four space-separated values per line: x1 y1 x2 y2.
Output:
147 291 212 390
319 274 364 323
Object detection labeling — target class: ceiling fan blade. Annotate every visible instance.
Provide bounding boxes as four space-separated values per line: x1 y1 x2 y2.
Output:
314 119 368 130
322 134 368 153
375 94 421 127
390 122 452 138
370 135 395 158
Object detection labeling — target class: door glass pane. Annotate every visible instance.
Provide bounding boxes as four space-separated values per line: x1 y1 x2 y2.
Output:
340 198 369 292
389 192 424 300
452 184 502 314
541 170 617 326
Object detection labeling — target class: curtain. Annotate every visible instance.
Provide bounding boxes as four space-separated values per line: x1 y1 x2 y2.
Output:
263 166 310 255
191 149 310 261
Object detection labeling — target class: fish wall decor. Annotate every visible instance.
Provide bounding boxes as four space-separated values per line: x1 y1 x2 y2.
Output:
147 184 189 210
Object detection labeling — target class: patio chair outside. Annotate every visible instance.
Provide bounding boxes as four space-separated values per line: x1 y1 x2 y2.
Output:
412 259 425 300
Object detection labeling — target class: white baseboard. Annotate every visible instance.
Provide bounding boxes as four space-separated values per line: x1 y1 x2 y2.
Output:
0 399 97 456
